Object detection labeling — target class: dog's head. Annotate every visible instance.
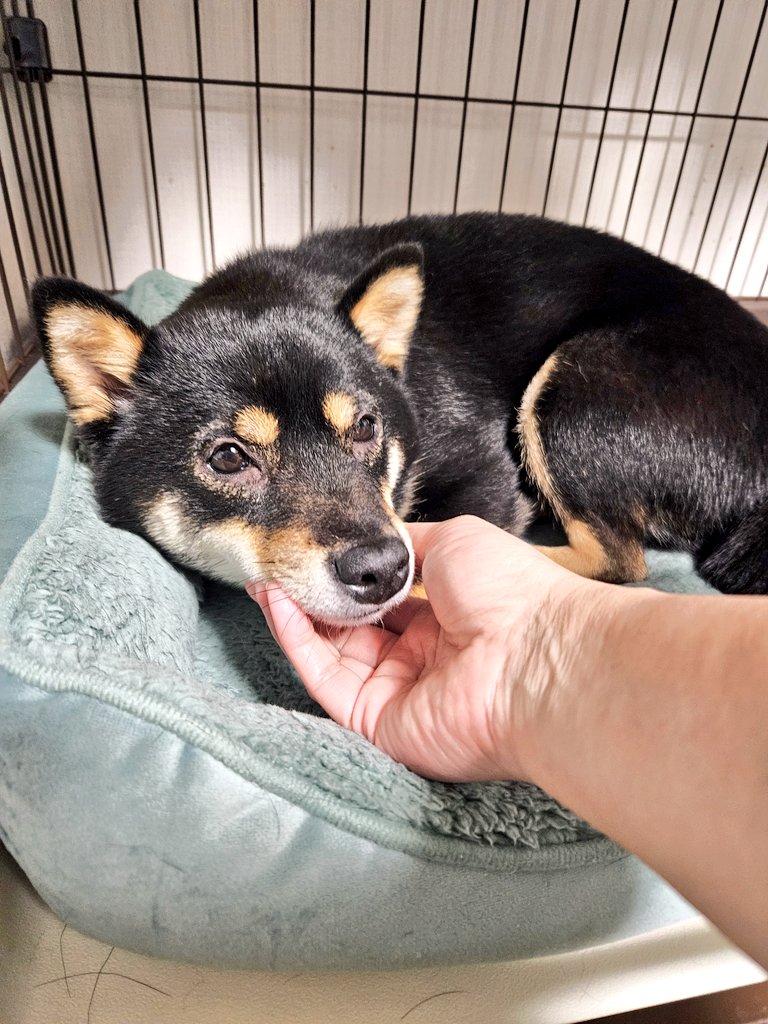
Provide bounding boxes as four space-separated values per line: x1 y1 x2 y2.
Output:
32 245 424 625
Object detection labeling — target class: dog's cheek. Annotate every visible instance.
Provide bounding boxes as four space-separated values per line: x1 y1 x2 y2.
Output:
141 495 264 585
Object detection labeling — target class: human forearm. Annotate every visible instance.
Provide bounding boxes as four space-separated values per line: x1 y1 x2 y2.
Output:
524 585 768 966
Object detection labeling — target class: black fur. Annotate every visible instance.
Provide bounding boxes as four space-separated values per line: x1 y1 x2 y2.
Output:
31 213 768 613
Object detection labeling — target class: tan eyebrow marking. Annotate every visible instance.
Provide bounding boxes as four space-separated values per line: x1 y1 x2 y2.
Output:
322 391 357 435
234 405 280 447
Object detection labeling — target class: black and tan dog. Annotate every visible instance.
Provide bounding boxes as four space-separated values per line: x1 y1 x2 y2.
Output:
31 213 768 624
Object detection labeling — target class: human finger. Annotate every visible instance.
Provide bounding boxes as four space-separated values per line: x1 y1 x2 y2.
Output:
250 583 406 727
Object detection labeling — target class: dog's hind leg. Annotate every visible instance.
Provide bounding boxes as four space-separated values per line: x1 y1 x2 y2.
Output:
535 518 647 583
518 351 648 585
696 498 768 594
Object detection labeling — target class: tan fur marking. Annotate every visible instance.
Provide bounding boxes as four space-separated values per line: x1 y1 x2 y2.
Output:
410 580 428 600
381 439 403 511
537 520 647 584
322 391 357 435
46 304 144 425
349 265 423 371
234 405 280 447
519 356 647 584
517 352 566 522
144 496 416 623
143 497 327 587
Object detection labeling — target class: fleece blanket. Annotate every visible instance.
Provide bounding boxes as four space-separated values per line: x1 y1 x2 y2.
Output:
0 270 702 968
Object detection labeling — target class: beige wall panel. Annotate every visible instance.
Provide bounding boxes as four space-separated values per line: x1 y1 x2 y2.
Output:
501 105 560 216
315 0 365 89
419 0 474 97
409 98 463 215
259 0 309 85
516 0 578 105
359 95 413 224
455 102 510 214
545 108 605 225
655 0 722 112
313 92 363 230
78 0 140 76
43 77 108 288
366 0 421 94
659 116 731 271
201 0 256 82
146 81 209 280
732 161 768 298
694 120 768 290
697 0 766 116
563 0 629 109
206 84 261 265
141 0 197 78
87 78 159 288
469 0 526 102
622 113 690 253
260 87 310 246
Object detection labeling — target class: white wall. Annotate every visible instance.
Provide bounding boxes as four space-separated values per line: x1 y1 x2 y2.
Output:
3 0 768 369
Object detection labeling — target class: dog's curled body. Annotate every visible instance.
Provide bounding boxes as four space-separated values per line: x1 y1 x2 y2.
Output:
32 214 768 620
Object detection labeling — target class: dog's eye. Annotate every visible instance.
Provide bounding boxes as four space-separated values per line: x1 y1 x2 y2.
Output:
209 443 252 474
351 415 376 443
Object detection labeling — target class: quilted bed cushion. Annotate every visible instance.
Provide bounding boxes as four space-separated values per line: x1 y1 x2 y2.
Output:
0 271 699 969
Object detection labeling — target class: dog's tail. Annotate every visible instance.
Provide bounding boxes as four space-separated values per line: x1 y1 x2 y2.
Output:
696 496 768 594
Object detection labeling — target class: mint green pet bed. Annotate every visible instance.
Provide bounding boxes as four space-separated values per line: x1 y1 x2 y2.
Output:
0 272 700 969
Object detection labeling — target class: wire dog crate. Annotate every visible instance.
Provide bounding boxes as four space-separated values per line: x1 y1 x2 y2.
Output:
2 0 768 400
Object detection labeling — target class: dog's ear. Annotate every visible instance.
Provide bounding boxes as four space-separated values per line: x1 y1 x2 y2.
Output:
337 243 424 372
31 278 148 427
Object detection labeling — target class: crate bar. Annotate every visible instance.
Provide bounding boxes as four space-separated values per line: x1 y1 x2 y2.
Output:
252 0 265 246
0 70 42 275
35 76 75 275
620 0 678 240
657 0 724 256
692 0 768 275
134 0 165 270
71 0 115 290
193 0 215 271
0 141 29 310
497 0 530 212
0 244 23 377
452 0 479 215
582 0 630 226
30 65 768 125
21 76 64 272
309 0 316 232
541 0 581 216
0 342 9 398
27 0 76 277
1 6 61 272
358 0 370 224
406 0 427 217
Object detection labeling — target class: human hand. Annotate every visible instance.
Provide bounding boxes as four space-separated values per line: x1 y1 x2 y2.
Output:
248 516 599 782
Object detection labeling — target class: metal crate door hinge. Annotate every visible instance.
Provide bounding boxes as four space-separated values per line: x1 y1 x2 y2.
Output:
3 15 52 82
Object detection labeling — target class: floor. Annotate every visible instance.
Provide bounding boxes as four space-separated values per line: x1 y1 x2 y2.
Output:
580 979 768 1023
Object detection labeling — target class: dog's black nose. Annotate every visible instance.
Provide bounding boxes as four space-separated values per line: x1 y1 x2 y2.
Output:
334 536 410 605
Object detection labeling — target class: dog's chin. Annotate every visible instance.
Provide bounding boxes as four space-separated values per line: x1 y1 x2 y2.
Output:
310 585 412 629
276 564 415 629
